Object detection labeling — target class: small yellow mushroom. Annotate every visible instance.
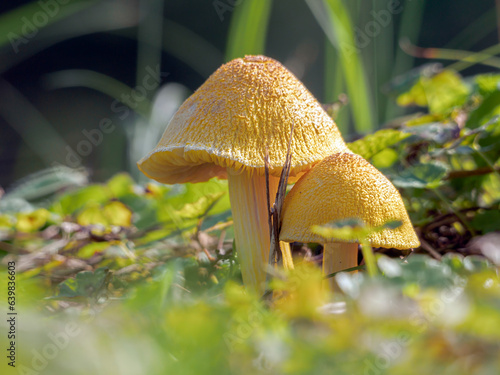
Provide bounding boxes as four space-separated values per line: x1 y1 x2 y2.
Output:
280 152 420 290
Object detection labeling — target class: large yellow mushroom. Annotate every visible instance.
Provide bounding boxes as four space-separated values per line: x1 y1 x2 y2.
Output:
280 152 420 290
138 55 349 294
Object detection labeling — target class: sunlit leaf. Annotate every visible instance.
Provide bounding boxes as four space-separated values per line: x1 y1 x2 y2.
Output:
348 129 410 160
390 161 449 189
475 74 500 96
107 173 135 198
372 148 399 169
54 185 112 216
16 208 50 232
77 203 108 226
397 70 469 115
77 242 112 259
103 201 132 227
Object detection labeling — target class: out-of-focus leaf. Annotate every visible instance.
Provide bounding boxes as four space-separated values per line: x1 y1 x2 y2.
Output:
121 195 158 230
312 218 401 242
0 197 32 213
463 255 493 272
54 185 112 215
176 192 225 220
160 179 230 224
372 148 399 169
471 210 500 233
467 91 500 128
103 201 132 227
390 161 449 189
56 268 111 299
77 242 112 259
16 208 50 232
107 173 135 198
4 166 88 201
475 74 500 96
403 122 460 144
397 70 469 115
348 129 410 160
0 214 13 228
77 201 132 227
77 203 107 226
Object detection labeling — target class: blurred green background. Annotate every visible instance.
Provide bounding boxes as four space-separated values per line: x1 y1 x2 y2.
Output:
0 0 497 187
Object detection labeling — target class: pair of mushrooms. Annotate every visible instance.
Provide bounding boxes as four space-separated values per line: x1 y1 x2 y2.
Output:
138 55 419 294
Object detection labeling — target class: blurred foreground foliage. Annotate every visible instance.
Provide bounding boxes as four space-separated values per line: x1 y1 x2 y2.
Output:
1 69 500 374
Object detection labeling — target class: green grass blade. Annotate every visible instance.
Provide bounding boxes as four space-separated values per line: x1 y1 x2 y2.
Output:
386 0 426 120
43 69 152 117
446 7 497 49
307 0 374 133
0 0 98 49
324 40 350 134
136 0 164 97
225 0 273 61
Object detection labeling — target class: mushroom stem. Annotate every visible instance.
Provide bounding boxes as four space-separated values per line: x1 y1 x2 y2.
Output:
322 243 358 291
227 169 280 294
280 241 294 270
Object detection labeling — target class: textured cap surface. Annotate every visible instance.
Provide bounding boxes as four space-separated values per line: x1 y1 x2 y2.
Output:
280 153 420 249
138 55 349 184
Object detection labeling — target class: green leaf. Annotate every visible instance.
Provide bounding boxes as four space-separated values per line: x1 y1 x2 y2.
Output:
0 214 14 229
77 204 108 226
56 268 111 299
397 70 469 115
16 208 50 232
77 242 112 259
475 74 500 96
4 166 88 201
76 201 132 227
103 201 132 227
390 161 449 189
348 129 410 160
471 210 500 233
176 192 225 220
107 173 135 198
371 148 399 169
121 195 159 230
467 91 500 128
53 185 112 216
311 218 401 242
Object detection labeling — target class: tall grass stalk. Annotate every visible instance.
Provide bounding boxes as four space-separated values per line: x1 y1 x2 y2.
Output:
308 0 374 133
225 0 273 61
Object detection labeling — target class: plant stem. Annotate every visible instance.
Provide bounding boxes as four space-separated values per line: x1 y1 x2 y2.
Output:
360 239 378 277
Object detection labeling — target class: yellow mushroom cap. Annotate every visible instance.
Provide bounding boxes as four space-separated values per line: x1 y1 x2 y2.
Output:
280 153 420 249
137 55 349 184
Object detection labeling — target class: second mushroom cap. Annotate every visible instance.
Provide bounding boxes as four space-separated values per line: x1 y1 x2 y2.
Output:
280 152 420 249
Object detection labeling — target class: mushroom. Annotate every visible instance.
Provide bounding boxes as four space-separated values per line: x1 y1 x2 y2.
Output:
280 152 420 290
137 55 350 293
